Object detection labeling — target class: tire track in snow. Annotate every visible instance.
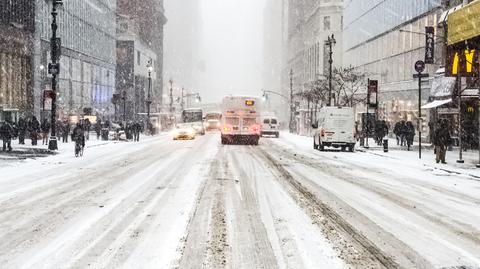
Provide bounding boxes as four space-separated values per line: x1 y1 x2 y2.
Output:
255 146 402 269
265 140 480 259
178 152 229 269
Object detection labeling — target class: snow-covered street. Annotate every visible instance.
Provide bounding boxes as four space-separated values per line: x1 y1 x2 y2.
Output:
0 133 479 269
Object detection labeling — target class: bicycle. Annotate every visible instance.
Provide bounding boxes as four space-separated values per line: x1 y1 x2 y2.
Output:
74 136 84 157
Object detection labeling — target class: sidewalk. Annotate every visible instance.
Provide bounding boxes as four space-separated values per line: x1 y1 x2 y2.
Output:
279 132 480 179
357 138 480 179
0 132 159 160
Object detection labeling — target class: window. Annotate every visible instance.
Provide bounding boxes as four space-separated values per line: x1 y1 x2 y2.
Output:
137 51 140 66
226 117 239 126
271 119 278 124
324 16 331 31
263 119 270 124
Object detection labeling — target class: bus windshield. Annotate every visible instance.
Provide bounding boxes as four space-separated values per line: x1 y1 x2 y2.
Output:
181 110 203 123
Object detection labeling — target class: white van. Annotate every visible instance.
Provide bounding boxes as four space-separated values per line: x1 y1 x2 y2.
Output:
312 107 356 152
261 116 279 138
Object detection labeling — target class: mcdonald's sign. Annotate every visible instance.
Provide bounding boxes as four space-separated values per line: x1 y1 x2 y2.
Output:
445 45 480 77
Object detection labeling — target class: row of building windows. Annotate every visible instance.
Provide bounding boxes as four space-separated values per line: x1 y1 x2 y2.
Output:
0 0 35 32
0 53 31 109
39 0 116 65
343 0 441 50
344 16 443 87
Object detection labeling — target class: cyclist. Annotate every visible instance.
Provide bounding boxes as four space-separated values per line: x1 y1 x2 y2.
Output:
72 123 85 157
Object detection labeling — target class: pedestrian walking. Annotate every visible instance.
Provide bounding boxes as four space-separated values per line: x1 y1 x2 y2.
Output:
17 117 27 145
405 121 415 151
434 120 451 164
84 118 91 140
62 121 70 143
133 121 141 142
0 120 13 152
41 119 50 145
95 121 102 140
28 116 40 146
72 123 85 157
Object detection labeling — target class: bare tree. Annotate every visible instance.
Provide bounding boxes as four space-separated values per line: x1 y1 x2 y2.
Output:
332 66 367 107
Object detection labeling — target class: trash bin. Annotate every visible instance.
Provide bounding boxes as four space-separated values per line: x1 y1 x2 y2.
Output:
383 136 389 153
101 128 109 141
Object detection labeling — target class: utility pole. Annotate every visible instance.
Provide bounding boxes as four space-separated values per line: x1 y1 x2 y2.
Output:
325 34 336 107
457 75 464 163
289 69 294 133
181 87 185 111
169 79 174 113
413 60 429 159
146 61 153 134
47 0 63 151
122 90 127 123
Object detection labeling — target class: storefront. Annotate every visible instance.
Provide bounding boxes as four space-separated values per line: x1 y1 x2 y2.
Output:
441 0 480 149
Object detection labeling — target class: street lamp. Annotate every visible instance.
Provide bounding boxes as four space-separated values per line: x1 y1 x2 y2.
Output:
325 34 336 107
121 90 127 122
48 0 63 151
146 60 153 134
169 79 174 113
289 69 295 133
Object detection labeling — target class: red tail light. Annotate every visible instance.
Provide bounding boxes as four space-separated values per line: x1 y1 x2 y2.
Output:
250 125 260 134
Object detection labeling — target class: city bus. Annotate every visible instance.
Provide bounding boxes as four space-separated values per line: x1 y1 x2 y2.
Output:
181 108 205 135
221 95 261 145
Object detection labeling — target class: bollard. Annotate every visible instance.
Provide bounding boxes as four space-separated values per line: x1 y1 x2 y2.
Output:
383 136 389 152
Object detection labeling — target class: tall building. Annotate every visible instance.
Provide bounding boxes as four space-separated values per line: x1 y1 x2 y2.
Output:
163 0 202 109
35 0 117 120
343 0 444 125
116 0 166 121
282 0 343 134
0 0 35 121
263 0 286 121
117 0 167 112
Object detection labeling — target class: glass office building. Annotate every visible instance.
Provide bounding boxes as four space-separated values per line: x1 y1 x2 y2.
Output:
35 0 116 120
343 0 442 126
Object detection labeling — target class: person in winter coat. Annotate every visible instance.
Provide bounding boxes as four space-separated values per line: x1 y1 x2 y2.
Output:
72 123 85 147
434 120 451 164
17 117 27 144
95 121 102 140
28 116 40 146
133 121 141 142
0 121 13 152
41 119 51 145
62 121 70 143
405 121 415 151
84 118 91 140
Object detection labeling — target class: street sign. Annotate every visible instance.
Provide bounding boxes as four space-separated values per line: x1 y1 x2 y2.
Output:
368 80 378 93
425 27 435 64
413 73 430 79
48 63 60 75
415 60 425 73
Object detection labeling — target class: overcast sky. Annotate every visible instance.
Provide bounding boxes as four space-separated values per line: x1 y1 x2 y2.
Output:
198 0 266 103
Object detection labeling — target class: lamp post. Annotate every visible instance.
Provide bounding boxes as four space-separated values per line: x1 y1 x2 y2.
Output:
121 90 126 123
48 0 63 151
146 61 153 134
169 79 174 113
289 69 295 133
325 34 336 107
181 87 185 111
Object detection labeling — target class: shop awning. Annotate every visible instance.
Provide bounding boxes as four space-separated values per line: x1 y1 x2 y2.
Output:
438 4 465 25
421 99 452 109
